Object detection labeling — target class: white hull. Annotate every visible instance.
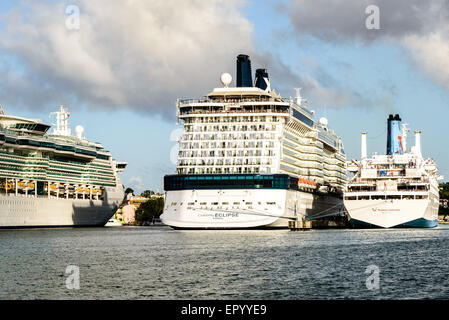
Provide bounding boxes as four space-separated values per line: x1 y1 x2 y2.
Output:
344 197 439 228
161 189 343 229
0 187 124 228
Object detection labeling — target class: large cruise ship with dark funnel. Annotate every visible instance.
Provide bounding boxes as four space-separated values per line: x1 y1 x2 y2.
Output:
344 114 441 228
160 55 348 229
0 105 127 228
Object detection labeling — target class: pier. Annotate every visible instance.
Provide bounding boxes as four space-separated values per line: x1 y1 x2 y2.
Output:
288 218 312 231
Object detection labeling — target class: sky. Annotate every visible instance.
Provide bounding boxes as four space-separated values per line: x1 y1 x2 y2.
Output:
1 0 449 193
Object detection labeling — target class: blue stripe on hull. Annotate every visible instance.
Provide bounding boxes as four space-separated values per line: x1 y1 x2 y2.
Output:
350 218 438 229
399 218 438 228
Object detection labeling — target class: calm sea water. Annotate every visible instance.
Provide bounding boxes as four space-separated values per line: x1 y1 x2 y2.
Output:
1 225 449 300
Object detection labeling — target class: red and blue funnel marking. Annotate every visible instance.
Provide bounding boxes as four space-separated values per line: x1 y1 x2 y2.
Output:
387 114 403 155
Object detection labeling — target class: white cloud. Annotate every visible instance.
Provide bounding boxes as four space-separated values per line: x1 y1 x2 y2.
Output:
252 52 377 109
402 29 449 91
0 0 253 117
127 176 145 192
280 0 449 94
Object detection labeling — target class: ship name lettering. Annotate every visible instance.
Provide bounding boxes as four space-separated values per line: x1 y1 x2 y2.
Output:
214 212 238 218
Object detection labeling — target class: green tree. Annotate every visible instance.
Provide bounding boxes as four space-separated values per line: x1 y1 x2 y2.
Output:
135 197 164 224
439 183 449 200
439 183 449 217
140 189 155 198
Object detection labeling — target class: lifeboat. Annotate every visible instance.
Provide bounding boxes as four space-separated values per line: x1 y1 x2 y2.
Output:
298 178 317 188
1 183 13 190
46 184 59 191
17 182 35 189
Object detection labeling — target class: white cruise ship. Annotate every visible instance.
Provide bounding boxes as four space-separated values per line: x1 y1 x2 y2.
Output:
344 114 441 228
0 105 127 228
160 54 348 229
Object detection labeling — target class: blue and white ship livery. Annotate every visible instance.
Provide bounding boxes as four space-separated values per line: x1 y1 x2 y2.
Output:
344 114 441 228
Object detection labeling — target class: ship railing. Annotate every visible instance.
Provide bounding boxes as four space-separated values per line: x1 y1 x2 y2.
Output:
179 97 280 104
178 109 290 116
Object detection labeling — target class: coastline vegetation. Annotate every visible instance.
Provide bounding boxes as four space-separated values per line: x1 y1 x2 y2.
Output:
135 196 164 225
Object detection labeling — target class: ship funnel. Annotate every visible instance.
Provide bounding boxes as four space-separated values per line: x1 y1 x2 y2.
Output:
387 114 403 155
401 123 409 153
236 54 253 87
254 68 270 91
361 132 367 159
414 130 422 156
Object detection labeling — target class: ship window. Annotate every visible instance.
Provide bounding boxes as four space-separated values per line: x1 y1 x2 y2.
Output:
212 202 218 205
386 195 401 200
233 202 240 205
163 174 292 190
188 202 194 205
200 202 207 205
292 109 314 127
246 202 252 205
345 196 356 200
221 202 229 205
416 195 428 199
266 202 276 205
358 196 370 200
371 195 385 200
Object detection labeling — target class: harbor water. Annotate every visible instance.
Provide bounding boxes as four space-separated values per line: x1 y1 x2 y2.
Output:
1 225 449 299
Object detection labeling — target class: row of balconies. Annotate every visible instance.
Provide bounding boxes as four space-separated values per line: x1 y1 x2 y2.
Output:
178 158 273 166
180 142 275 149
182 133 276 141
180 150 274 157
179 150 276 158
184 124 278 133
177 166 270 175
283 140 324 156
182 115 278 123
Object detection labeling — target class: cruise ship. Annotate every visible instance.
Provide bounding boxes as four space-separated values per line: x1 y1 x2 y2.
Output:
344 114 441 228
160 54 348 229
0 105 127 228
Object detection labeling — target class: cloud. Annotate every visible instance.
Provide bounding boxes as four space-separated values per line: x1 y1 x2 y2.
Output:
127 176 145 192
0 0 253 118
280 0 448 42
402 29 449 91
251 52 383 109
280 0 449 92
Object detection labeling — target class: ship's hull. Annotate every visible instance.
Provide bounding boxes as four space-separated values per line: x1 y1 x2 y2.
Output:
160 188 343 229
344 198 438 229
0 186 124 228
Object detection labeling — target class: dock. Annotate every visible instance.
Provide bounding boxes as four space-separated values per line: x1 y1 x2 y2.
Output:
288 219 312 231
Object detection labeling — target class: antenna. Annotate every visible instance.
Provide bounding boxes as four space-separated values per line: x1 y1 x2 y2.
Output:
49 105 71 136
0 105 5 115
294 88 302 105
